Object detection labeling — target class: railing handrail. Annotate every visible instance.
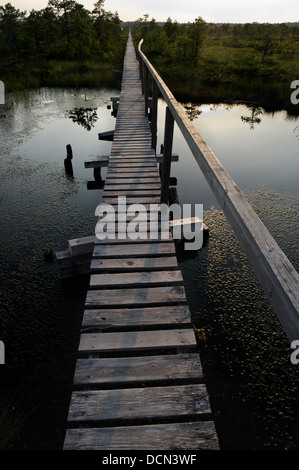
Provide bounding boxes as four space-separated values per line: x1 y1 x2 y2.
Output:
138 38 299 343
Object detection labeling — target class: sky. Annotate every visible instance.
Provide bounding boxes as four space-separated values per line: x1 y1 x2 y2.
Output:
3 0 298 24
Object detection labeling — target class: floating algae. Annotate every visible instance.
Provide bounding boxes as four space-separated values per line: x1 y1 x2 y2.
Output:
179 187 299 449
0 147 94 450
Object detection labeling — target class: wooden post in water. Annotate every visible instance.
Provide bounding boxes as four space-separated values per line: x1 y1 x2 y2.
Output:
64 144 73 176
161 106 174 204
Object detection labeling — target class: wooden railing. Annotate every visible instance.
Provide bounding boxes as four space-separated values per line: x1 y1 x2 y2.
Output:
138 38 299 343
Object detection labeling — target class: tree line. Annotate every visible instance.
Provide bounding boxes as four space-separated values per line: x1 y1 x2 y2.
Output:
1 2 298 111
132 16 299 111
0 0 123 61
0 0 126 90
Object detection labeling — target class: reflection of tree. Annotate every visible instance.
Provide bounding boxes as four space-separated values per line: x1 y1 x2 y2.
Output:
294 125 299 141
241 105 263 129
68 107 98 130
184 104 202 121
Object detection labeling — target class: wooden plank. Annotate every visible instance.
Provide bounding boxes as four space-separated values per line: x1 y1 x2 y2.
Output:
66 384 210 423
81 305 191 328
104 184 161 190
93 243 176 258
85 286 187 308
73 353 203 387
63 421 219 450
101 196 161 205
84 157 109 168
68 236 94 256
108 162 157 167
102 190 161 197
90 270 183 288
94 235 174 244
105 178 161 185
90 256 178 272
107 166 157 172
79 328 195 354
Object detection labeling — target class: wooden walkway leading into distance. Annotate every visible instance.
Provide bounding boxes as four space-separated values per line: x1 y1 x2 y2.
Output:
63 33 219 450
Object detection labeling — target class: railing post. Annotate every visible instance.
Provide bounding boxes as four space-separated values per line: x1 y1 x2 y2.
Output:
144 66 149 116
160 106 174 204
151 80 158 151
139 55 144 94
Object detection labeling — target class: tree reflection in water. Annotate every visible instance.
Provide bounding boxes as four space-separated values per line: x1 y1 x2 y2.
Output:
184 104 202 121
68 107 98 131
241 105 263 129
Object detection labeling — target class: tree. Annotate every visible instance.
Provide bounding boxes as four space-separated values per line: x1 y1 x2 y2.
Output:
187 16 207 59
69 3 93 61
0 3 26 58
48 0 77 43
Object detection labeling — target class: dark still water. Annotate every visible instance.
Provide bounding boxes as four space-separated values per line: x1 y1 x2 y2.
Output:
0 88 298 450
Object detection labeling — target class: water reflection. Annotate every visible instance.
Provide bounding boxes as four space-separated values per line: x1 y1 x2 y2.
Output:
67 107 98 131
241 105 263 129
184 104 202 121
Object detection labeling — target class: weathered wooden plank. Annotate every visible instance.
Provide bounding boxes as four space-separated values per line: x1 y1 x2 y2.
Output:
85 286 187 308
63 421 219 450
66 384 210 423
107 166 157 173
68 236 94 256
73 353 203 386
105 177 161 185
104 184 161 190
108 162 157 168
93 243 176 258
90 270 183 289
84 156 109 168
81 305 191 328
94 234 174 244
101 196 161 205
90 256 178 272
102 190 161 197
79 328 195 354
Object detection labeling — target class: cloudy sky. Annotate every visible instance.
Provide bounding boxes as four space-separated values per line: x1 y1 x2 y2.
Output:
4 0 299 23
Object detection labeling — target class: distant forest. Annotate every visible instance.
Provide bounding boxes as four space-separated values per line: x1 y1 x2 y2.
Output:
132 15 299 110
1 1 299 110
0 0 126 89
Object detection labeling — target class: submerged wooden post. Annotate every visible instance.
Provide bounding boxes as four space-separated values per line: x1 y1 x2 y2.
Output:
64 144 73 176
161 106 174 204
151 80 158 151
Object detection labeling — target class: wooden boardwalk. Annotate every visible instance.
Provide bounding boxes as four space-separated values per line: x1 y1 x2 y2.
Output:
63 33 219 450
